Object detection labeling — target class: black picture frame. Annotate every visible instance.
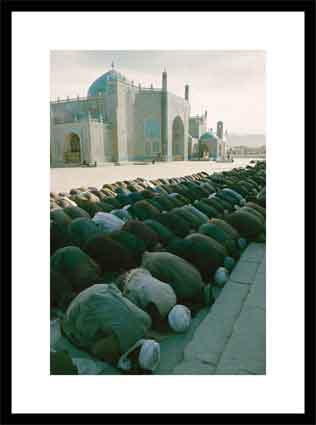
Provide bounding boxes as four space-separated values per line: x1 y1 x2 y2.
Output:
1 0 315 424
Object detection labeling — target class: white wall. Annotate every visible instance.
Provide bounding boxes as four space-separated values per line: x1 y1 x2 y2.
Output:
50 121 90 165
134 91 162 160
51 96 108 122
103 124 114 161
89 120 105 163
117 82 138 161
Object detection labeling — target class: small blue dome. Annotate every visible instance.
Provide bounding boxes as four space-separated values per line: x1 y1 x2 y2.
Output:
87 69 126 97
200 131 218 141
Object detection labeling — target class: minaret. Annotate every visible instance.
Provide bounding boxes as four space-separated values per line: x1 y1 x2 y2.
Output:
162 68 167 91
202 110 208 135
217 121 224 140
185 84 189 101
161 68 168 160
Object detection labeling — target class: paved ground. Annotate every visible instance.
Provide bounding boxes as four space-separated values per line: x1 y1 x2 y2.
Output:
51 243 265 375
50 158 259 193
173 243 266 375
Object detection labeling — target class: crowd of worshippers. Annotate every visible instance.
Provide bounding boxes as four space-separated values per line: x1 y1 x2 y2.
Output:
50 161 266 374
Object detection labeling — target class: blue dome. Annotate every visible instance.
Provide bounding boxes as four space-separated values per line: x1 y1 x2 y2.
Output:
87 69 126 97
200 131 218 141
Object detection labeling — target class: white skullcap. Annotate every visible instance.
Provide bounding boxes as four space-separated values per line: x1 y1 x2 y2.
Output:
138 339 160 371
214 267 229 287
168 304 191 333
92 212 124 232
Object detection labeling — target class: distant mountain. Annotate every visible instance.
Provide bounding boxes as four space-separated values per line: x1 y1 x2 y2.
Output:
226 133 266 147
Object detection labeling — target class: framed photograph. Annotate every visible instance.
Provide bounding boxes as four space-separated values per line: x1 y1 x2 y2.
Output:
2 0 315 423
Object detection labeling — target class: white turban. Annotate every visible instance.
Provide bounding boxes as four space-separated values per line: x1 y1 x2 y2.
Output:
168 305 191 333
138 339 160 371
92 212 124 233
214 267 229 286
117 339 160 372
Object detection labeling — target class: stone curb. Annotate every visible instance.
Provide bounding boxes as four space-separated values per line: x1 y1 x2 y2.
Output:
172 243 266 374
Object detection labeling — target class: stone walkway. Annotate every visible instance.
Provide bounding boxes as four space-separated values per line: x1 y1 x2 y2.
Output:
173 243 266 375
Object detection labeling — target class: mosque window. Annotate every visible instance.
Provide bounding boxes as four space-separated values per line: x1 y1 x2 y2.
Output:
144 119 160 139
145 142 151 155
152 141 160 153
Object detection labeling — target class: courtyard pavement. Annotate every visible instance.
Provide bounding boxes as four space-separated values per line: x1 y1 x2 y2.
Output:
50 158 259 193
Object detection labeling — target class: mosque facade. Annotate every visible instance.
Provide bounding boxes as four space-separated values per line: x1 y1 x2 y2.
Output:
50 64 228 166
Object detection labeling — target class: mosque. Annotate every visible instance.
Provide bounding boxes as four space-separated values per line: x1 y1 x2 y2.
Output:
50 63 228 166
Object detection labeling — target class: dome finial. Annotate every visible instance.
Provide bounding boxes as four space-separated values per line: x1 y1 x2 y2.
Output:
111 61 115 69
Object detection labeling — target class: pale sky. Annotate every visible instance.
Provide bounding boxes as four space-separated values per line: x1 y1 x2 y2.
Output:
50 50 265 134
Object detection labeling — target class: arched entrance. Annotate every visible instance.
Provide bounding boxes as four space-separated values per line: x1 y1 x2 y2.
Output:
64 132 81 163
172 116 184 160
199 142 209 159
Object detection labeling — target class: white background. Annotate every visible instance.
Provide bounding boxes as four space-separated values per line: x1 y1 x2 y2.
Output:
12 12 304 413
